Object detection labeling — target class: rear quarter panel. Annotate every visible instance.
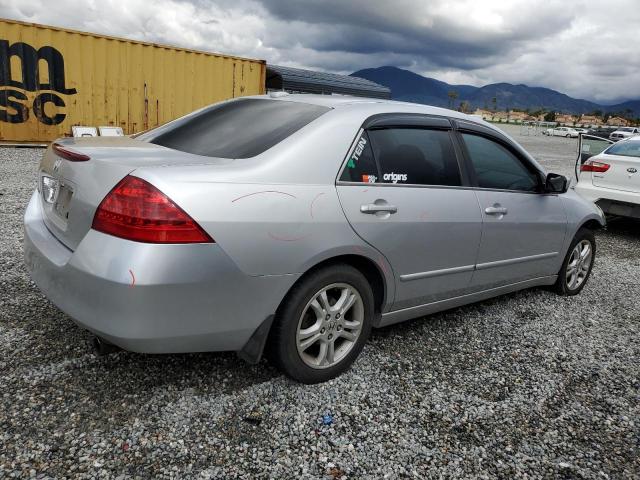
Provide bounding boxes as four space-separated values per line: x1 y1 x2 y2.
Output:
132 107 398 308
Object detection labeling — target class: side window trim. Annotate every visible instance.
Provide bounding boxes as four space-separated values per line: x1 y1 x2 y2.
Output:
455 128 545 193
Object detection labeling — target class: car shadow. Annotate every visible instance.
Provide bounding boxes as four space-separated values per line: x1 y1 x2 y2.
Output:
603 216 640 237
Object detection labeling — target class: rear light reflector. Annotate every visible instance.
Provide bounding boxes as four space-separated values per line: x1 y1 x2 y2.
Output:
52 143 90 162
92 175 214 244
580 160 610 173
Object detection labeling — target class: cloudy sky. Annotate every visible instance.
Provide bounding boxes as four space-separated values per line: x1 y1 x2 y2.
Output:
2 0 639 103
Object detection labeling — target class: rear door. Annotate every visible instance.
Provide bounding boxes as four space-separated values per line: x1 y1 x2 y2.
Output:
592 141 640 193
457 126 567 290
336 115 482 311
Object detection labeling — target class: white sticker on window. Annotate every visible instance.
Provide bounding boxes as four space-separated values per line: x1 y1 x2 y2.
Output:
383 172 408 183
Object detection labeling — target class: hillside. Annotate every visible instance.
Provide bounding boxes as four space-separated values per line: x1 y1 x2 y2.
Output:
351 66 640 117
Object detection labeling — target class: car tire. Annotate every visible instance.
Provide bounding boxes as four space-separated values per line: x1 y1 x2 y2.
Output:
566 134 571 138
553 228 596 296
268 264 374 384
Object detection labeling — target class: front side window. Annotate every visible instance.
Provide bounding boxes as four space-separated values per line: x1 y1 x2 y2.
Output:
462 133 540 192
137 98 330 159
367 128 461 186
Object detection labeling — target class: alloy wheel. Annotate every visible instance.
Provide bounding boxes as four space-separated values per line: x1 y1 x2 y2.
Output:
295 283 364 369
566 240 593 290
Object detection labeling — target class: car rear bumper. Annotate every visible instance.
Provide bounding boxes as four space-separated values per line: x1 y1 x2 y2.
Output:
23 191 298 353
574 182 640 218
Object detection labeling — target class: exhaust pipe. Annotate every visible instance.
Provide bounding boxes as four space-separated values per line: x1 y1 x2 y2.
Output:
91 336 121 356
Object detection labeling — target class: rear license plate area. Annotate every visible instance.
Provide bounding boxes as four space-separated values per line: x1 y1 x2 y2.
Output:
54 184 73 220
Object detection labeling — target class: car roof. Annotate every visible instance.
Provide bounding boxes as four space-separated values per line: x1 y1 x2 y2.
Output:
250 92 492 125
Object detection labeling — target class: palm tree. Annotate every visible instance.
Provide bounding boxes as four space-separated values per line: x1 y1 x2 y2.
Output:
491 96 498 113
447 90 459 109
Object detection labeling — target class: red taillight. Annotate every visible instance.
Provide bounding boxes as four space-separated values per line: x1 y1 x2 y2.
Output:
580 160 610 173
52 143 90 162
92 176 214 244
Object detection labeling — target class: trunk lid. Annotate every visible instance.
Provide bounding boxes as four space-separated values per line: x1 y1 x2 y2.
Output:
592 154 640 193
38 137 230 250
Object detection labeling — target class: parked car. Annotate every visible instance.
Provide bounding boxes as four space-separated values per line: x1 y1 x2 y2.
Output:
575 135 640 219
609 127 640 141
586 127 618 139
24 95 605 383
543 126 579 138
574 128 589 134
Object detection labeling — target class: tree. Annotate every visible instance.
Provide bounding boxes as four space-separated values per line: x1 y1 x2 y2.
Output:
459 101 471 113
447 90 459 109
544 111 556 122
491 96 498 112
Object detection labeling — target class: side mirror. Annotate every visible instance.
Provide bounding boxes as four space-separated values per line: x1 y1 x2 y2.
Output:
545 173 569 193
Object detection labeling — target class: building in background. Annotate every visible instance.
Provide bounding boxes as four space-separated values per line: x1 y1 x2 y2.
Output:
266 65 390 99
578 114 603 126
0 18 266 143
555 114 576 125
606 116 630 126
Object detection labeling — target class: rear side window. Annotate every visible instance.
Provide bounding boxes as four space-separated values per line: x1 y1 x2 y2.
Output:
339 132 379 183
462 133 540 192
137 98 330 159
368 128 461 186
604 141 640 158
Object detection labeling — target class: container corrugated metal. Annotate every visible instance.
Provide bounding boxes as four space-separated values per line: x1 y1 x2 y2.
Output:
0 18 266 142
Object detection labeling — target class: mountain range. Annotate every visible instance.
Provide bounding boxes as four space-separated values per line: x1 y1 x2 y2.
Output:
351 66 640 117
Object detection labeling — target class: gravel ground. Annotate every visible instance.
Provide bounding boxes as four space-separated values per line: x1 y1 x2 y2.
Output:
1 130 639 479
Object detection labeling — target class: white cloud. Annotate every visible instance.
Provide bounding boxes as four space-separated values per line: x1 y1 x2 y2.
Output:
1 0 638 103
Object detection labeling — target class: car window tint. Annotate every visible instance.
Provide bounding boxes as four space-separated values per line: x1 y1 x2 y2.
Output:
367 128 461 186
340 131 379 183
137 98 330 159
462 133 539 192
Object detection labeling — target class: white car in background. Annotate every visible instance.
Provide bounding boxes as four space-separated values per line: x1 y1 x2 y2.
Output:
544 126 579 138
609 127 640 142
575 135 640 219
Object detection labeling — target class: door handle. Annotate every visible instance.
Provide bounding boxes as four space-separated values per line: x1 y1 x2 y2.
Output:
360 204 398 214
485 206 508 215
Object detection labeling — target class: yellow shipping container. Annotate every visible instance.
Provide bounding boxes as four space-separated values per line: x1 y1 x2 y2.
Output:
0 18 266 143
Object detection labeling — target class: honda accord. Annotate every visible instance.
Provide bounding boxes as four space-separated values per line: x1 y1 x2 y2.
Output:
24 94 605 383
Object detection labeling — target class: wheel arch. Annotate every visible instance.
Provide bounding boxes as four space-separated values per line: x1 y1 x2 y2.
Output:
278 254 389 319
580 218 605 231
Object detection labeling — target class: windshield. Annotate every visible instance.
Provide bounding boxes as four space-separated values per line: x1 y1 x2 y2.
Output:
618 128 634 132
137 98 331 158
604 141 640 158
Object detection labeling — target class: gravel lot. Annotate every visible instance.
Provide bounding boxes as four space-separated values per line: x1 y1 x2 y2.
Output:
1 127 639 479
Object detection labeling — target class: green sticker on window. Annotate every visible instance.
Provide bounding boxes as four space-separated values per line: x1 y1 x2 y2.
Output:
347 159 356 168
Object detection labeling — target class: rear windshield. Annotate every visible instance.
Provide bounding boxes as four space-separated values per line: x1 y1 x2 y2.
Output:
137 98 330 158
604 141 640 158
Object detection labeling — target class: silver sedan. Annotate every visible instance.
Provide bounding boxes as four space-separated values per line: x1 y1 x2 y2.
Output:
24 95 604 383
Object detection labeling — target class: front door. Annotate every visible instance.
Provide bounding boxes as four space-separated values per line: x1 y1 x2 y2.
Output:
337 124 483 311
458 131 567 290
